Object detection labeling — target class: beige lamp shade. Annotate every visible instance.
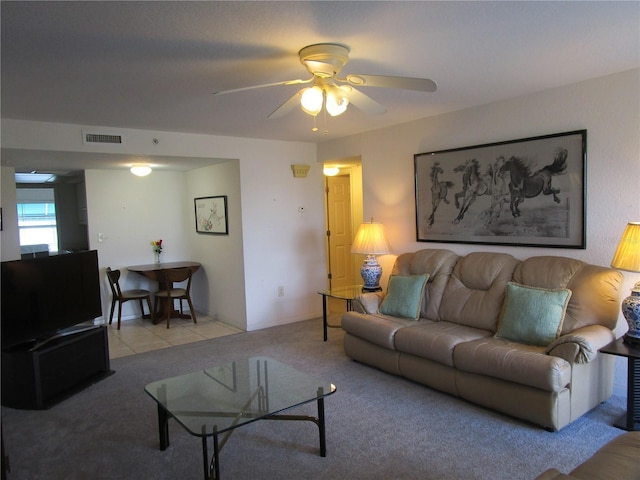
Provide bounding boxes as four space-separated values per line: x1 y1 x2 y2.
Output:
611 222 640 273
351 221 390 255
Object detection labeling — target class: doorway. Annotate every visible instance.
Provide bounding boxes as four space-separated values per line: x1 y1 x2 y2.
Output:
323 160 363 292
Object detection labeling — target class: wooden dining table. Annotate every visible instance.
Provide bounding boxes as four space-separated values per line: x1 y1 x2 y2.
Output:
127 261 201 324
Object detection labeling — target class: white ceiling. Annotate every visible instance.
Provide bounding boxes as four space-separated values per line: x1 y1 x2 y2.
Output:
1 1 639 172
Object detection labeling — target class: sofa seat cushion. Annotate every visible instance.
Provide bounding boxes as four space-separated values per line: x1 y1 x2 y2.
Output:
454 337 571 392
342 311 425 350
394 321 492 367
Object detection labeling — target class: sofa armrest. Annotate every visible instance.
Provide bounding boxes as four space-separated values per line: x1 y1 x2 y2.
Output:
352 291 386 314
546 325 615 364
534 432 640 480
569 431 640 479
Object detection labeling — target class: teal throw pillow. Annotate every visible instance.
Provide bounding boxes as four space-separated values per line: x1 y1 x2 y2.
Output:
378 274 429 320
496 282 572 347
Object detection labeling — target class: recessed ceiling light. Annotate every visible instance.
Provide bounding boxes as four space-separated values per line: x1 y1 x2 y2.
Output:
130 165 152 176
323 167 340 176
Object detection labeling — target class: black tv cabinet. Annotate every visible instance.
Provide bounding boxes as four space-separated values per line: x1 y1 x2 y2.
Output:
1 325 113 410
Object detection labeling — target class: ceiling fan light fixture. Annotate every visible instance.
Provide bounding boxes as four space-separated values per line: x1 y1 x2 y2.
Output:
300 86 323 116
325 85 350 116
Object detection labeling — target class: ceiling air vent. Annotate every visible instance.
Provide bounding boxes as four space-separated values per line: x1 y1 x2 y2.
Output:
83 131 123 144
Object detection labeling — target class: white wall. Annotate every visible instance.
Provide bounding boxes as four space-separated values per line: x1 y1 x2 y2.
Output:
0 166 20 260
319 68 640 394
85 169 192 320
320 68 639 288
1 121 324 331
239 154 326 330
186 160 247 330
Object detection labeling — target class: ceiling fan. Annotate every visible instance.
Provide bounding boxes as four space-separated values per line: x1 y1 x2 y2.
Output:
212 43 437 123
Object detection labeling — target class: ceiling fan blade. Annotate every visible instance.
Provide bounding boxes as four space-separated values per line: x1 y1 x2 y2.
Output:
213 78 313 96
346 87 387 115
267 90 304 119
344 74 437 92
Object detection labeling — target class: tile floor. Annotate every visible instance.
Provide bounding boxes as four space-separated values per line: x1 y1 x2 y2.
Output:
105 314 243 359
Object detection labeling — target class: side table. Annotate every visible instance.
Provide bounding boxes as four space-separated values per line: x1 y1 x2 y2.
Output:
599 337 640 431
317 285 381 341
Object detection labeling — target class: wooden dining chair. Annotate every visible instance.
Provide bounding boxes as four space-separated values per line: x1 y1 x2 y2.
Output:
106 267 154 329
153 267 197 328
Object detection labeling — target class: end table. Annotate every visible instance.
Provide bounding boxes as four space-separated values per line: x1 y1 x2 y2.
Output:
317 285 381 341
599 337 640 431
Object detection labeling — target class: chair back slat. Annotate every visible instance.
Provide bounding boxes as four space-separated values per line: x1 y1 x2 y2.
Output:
155 267 197 328
162 267 193 291
106 267 123 297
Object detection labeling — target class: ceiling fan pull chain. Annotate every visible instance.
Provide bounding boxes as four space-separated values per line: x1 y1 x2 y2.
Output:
323 106 329 135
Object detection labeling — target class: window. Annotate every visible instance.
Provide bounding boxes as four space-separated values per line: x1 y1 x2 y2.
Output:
17 188 59 254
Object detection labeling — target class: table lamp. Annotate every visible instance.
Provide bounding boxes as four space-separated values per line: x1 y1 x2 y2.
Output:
611 221 640 346
351 219 390 291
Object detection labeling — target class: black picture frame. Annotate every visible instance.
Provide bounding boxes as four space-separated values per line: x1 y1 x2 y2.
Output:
194 195 228 235
414 130 586 248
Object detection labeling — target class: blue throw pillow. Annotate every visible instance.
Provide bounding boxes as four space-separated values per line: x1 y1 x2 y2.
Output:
496 282 572 347
378 274 429 320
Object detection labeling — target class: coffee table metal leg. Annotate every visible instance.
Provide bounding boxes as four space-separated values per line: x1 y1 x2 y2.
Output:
213 431 220 479
201 432 209 479
158 404 169 450
202 426 220 480
317 389 327 457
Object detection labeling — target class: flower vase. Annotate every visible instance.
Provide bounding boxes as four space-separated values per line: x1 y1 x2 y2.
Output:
154 252 160 264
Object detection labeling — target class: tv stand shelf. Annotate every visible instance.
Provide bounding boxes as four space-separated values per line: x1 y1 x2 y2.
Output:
1 325 113 410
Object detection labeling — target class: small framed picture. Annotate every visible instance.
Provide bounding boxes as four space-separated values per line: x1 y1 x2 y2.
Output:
194 196 228 235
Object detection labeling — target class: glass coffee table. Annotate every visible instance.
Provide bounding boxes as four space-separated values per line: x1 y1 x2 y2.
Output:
145 356 336 479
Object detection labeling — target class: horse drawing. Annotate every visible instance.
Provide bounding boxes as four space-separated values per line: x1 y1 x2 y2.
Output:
427 162 454 227
452 158 491 224
485 156 511 224
501 148 568 218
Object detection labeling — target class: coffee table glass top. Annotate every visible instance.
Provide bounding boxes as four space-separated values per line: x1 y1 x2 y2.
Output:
144 356 336 437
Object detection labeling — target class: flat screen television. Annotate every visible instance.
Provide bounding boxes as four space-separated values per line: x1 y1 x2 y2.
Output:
1 250 102 350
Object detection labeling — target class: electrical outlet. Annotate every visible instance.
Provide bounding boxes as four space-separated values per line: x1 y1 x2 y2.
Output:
278 286 285 297
98 232 104 243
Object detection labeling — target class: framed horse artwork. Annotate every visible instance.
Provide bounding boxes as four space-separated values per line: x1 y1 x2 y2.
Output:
414 130 586 248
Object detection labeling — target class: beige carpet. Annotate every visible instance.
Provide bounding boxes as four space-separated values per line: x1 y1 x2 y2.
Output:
1 318 626 479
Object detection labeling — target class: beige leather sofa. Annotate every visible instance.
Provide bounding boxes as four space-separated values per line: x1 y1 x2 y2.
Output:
342 249 623 431
534 431 640 479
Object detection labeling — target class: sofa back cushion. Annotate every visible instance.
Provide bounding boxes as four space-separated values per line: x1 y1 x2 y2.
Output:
439 252 520 331
512 256 623 334
392 249 459 320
